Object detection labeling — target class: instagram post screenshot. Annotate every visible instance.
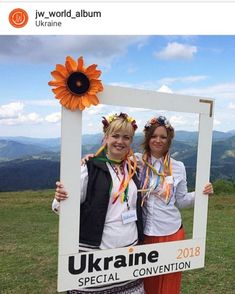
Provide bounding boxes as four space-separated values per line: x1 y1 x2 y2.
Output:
0 2 235 294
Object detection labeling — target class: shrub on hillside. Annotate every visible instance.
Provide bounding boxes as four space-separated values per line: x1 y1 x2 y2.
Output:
213 179 235 195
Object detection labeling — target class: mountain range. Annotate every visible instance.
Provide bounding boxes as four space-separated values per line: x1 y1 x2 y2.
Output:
0 130 234 191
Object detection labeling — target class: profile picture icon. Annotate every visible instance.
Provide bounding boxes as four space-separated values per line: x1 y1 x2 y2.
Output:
9 8 28 28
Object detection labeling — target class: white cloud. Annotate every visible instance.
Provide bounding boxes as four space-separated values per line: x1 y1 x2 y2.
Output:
158 75 208 86
85 104 106 115
155 42 197 60
0 112 43 125
175 82 235 132
182 75 208 83
169 115 186 126
22 113 43 123
0 102 24 119
108 81 162 92
137 38 149 50
45 112 61 123
26 100 58 107
109 76 207 94
213 119 221 126
0 36 149 68
108 82 133 88
177 81 235 100
157 85 173 94
228 102 235 110
128 107 149 113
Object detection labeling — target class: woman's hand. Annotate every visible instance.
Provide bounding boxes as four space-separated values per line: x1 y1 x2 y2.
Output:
54 181 68 202
203 182 214 196
81 153 94 165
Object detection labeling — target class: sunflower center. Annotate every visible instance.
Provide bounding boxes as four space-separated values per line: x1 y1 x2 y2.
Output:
67 72 90 95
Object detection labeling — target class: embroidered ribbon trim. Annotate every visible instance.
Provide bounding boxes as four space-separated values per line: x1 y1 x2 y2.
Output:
93 147 137 204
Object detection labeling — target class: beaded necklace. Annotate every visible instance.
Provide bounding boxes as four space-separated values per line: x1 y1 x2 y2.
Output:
110 163 124 181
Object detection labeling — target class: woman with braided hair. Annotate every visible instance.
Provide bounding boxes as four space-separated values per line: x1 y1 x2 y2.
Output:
52 113 145 294
137 116 213 294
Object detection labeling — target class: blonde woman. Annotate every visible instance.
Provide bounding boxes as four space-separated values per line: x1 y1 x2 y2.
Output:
52 113 144 294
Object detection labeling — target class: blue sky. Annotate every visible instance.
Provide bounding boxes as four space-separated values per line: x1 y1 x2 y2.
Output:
0 35 235 137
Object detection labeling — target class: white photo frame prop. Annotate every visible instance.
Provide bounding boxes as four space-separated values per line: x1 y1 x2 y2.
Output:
57 85 214 292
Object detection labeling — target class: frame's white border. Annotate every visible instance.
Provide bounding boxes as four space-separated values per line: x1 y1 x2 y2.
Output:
57 85 214 292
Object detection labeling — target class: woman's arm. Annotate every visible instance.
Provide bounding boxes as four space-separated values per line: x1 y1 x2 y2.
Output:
175 162 213 209
174 163 195 209
52 164 89 214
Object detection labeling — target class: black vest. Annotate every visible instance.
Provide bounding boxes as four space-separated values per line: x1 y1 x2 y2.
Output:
79 159 143 247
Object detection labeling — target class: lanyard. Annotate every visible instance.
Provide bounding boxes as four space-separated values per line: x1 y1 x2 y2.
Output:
93 149 137 204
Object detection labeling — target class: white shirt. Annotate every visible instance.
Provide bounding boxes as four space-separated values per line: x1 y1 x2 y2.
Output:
52 162 138 249
135 153 195 236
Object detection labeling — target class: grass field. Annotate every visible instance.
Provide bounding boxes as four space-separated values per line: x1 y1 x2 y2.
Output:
0 190 234 294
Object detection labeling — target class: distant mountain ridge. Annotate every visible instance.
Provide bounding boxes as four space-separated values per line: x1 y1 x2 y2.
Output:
0 136 60 147
0 131 234 191
81 130 235 145
1 130 234 161
0 139 59 161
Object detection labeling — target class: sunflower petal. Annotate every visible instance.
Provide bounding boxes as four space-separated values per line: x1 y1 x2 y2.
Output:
71 97 79 110
91 79 103 87
55 64 69 78
77 57 84 71
88 94 99 105
77 97 85 111
67 94 75 110
52 86 66 95
85 64 97 74
53 88 69 99
88 88 98 95
81 95 92 107
89 79 103 92
59 94 70 107
65 56 77 73
86 70 101 79
62 93 73 108
69 95 80 111
79 102 86 110
48 80 65 87
51 70 66 82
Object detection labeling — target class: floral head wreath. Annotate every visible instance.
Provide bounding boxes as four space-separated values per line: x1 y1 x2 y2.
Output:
102 112 138 132
144 115 173 131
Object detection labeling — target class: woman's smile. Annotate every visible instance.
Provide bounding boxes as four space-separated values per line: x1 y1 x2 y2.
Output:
105 131 132 160
149 126 168 158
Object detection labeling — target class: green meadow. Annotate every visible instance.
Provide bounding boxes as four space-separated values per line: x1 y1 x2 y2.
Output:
0 190 234 294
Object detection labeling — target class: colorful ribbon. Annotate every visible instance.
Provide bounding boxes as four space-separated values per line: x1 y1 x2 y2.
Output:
139 152 173 206
94 146 137 204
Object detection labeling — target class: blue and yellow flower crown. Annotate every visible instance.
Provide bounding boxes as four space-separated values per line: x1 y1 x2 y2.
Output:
144 116 173 130
102 112 138 132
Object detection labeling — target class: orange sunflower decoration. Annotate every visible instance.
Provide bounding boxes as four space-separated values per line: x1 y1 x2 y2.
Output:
48 56 103 111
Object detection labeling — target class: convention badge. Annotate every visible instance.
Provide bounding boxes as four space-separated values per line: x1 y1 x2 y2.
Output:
121 209 137 224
